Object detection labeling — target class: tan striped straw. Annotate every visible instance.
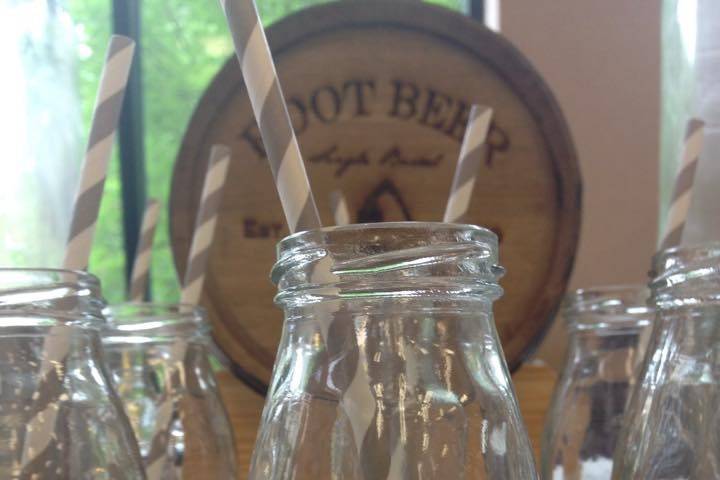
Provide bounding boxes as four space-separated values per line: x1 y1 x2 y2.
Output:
63 35 135 270
144 341 188 479
128 198 161 302
330 190 351 226
21 329 71 471
443 105 494 223
659 118 705 250
180 145 232 305
219 0 321 233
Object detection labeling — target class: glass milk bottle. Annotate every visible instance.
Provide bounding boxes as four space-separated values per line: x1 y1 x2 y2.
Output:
541 286 652 480
249 223 538 479
612 243 720 479
0 268 145 479
103 303 236 479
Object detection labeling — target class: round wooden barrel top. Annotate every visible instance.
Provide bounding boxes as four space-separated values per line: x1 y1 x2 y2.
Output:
170 0 581 391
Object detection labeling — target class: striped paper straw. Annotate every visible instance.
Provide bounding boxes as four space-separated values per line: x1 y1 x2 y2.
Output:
144 341 187 479
330 190 351 226
180 145 231 305
128 199 161 302
443 105 494 223
21 327 71 472
63 35 135 270
219 0 321 233
659 118 705 250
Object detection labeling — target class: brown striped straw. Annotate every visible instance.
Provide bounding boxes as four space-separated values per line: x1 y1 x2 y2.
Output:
219 0 321 234
443 105 494 223
144 341 188 479
128 198 161 302
180 145 231 305
330 190 351 226
659 118 705 250
63 35 135 270
21 329 71 470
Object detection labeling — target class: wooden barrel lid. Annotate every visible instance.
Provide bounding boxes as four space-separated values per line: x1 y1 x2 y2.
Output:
170 0 580 391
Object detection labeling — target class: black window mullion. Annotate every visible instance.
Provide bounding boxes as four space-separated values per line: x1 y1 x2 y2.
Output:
112 0 148 299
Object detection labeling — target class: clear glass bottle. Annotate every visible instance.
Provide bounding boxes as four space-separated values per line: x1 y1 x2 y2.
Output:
541 286 653 480
612 243 720 479
103 303 236 480
0 268 145 479
249 222 538 480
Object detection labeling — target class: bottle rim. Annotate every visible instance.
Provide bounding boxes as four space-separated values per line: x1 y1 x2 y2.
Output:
0 267 105 327
277 221 497 247
0 267 100 287
651 241 720 277
651 241 720 309
103 302 209 342
273 222 499 280
564 284 653 331
271 222 503 306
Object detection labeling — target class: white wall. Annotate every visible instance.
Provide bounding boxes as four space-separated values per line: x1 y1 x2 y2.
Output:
501 1 661 367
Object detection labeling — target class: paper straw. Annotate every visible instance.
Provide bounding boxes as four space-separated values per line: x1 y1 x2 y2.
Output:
330 190 351 226
180 145 231 305
63 35 135 270
128 199 161 302
659 118 705 250
219 0 321 233
21 328 70 471
443 105 493 223
144 341 187 479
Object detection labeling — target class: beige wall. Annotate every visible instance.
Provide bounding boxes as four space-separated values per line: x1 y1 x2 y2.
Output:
501 1 661 368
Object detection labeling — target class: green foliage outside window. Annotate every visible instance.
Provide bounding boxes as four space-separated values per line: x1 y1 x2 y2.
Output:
67 0 463 304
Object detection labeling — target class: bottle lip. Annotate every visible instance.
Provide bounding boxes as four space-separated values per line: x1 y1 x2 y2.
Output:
103 302 209 342
652 240 720 261
271 222 503 306
652 241 720 275
651 241 720 308
277 222 497 249
272 222 499 285
564 284 653 331
0 268 105 327
0 267 100 288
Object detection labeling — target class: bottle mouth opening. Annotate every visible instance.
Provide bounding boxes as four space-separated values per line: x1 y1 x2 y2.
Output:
0 268 105 326
271 222 503 306
651 241 720 309
652 241 720 268
564 284 653 331
103 302 209 343
0 316 102 330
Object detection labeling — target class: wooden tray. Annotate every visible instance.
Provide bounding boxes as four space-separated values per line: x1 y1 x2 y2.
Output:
170 0 580 392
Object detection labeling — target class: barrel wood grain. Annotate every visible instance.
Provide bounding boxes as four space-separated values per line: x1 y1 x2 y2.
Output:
171 1 581 391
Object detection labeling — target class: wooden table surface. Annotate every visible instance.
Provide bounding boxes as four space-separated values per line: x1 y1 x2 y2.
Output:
217 363 557 476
